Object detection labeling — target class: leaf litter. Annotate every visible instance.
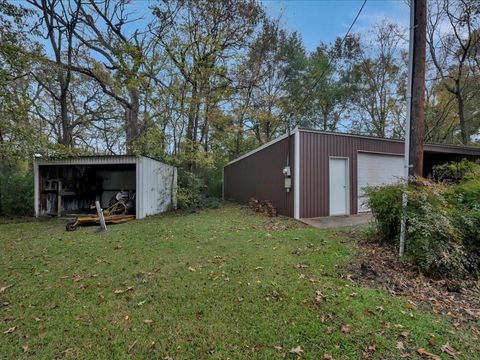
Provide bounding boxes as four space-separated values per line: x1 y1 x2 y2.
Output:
348 229 480 325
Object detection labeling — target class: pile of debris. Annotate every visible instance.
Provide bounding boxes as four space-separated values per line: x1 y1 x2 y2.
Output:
248 198 278 217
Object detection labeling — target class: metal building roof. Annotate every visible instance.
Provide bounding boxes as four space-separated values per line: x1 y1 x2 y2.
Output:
34 155 166 166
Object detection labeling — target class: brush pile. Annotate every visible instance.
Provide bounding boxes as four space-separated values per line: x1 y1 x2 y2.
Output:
248 198 278 217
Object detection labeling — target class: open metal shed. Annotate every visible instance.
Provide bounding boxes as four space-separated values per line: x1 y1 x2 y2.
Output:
34 155 177 219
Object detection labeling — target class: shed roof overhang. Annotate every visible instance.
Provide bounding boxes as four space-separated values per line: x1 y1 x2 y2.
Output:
423 143 480 156
34 155 167 166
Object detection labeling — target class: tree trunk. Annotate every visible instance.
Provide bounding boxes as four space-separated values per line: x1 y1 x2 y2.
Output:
125 89 140 154
202 95 211 152
456 91 468 145
186 84 197 144
59 76 71 147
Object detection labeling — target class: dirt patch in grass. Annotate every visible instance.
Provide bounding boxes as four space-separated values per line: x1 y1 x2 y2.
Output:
250 217 307 232
346 229 480 327
239 205 307 231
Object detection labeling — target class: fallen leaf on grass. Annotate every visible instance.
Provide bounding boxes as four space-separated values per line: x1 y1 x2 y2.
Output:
60 348 74 356
320 313 334 323
294 264 309 269
273 345 283 351
341 323 352 334
361 340 378 358
143 319 153 324
290 346 304 356
67 292 80 304
323 354 333 360
114 286 133 294
72 274 84 282
128 340 137 354
397 341 405 351
428 338 437 346
314 291 326 304
417 348 441 360
0 285 13 293
3 326 16 334
441 343 460 358
22 344 29 353
188 267 196 272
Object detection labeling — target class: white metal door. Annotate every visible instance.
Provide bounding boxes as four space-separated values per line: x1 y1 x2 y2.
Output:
357 152 404 212
329 158 349 216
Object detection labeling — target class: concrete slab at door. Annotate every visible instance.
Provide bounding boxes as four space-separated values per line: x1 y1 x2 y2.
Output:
329 157 349 216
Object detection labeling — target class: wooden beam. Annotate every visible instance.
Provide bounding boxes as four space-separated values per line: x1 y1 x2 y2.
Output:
95 201 107 231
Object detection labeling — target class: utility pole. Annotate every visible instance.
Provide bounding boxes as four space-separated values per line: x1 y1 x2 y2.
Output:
409 0 427 177
399 0 427 256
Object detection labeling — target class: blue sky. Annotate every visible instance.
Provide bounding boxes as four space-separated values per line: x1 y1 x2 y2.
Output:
262 0 409 51
23 0 410 54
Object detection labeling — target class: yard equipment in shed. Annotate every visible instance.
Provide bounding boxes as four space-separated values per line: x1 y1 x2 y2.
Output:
65 191 135 231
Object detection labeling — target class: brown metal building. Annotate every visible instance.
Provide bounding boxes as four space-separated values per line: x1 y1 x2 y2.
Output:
223 128 480 219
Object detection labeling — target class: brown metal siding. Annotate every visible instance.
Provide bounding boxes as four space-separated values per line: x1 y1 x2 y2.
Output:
224 135 295 217
299 131 404 218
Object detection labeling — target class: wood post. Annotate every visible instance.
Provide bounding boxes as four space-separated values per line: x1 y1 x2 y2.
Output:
95 200 107 231
408 0 427 177
57 180 62 217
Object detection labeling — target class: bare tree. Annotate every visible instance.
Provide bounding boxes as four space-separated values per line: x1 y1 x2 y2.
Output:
30 0 174 153
427 0 480 144
28 0 81 147
154 0 263 159
354 20 408 138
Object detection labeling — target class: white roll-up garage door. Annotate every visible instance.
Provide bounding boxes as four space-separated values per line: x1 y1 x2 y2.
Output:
357 152 404 212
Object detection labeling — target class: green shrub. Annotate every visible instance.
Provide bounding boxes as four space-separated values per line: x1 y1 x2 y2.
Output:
0 163 33 216
176 170 220 211
405 182 470 277
446 178 480 208
366 178 479 278
432 159 480 183
165 145 223 211
450 208 480 256
446 178 480 257
364 183 403 243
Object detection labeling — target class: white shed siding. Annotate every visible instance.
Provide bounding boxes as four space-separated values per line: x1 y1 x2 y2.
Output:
34 155 176 219
136 156 177 219
34 162 39 217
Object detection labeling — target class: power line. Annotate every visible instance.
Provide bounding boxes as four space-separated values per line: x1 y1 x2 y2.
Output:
292 0 367 119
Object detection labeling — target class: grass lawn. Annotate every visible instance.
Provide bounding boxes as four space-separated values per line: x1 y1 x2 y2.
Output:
1 204 478 359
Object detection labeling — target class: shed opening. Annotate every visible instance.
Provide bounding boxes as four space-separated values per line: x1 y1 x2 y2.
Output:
38 164 136 217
